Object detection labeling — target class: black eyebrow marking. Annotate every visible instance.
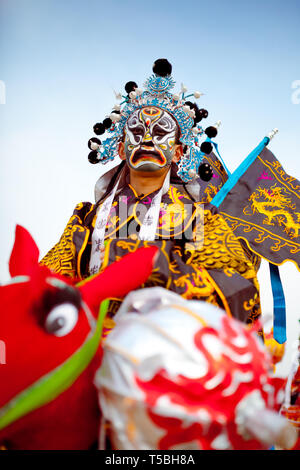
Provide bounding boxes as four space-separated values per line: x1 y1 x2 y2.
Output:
34 285 81 326
43 286 81 311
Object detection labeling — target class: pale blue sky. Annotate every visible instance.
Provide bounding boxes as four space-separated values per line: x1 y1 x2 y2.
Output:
0 0 300 374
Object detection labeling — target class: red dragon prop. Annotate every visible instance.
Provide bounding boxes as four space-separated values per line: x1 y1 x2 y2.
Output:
0 225 157 450
97 288 298 450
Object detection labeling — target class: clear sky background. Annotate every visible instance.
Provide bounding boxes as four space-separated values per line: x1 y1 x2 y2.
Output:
0 0 299 376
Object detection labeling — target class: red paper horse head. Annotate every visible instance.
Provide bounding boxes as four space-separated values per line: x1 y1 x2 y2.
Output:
0 225 157 449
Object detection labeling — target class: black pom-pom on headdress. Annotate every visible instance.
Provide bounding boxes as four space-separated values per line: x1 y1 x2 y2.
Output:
198 162 213 182
185 102 202 126
103 117 112 129
200 141 213 155
152 58 172 77
88 150 100 164
199 108 209 120
185 101 197 112
192 104 206 125
125 81 138 94
205 126 218 139
88 137 101 150
93 122 105 135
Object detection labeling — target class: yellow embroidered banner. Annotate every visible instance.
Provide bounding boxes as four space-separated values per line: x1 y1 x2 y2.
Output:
218 147 300 270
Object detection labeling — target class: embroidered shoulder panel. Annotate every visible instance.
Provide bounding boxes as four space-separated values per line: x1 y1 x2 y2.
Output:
40 202 93 278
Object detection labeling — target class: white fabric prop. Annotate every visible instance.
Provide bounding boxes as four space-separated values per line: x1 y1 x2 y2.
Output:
95 287 295 450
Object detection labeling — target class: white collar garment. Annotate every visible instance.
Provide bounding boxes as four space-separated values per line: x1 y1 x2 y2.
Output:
89 166 171 275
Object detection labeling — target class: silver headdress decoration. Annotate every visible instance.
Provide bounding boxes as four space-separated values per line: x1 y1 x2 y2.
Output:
87 58 220 182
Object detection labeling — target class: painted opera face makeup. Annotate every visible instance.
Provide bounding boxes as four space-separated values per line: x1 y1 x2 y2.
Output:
124 106 178 171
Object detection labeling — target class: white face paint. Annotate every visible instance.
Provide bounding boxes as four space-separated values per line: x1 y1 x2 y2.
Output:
124 106 179 171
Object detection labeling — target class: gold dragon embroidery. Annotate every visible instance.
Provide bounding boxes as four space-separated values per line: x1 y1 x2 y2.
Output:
246 184 300 239
203 183 219 203
174 268 215 299
40 204 87 277
158 186 188 232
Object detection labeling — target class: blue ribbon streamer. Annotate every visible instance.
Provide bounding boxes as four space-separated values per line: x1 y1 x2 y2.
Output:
269 263 286 344
211 137 270 208
207 135 286 343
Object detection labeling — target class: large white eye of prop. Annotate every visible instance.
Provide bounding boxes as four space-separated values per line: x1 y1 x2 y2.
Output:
45 303 79 337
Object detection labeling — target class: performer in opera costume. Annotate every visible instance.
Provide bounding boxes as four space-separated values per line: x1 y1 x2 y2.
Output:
41 59 300 344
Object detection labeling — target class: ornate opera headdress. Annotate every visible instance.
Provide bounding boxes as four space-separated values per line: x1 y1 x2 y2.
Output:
87 59 221 183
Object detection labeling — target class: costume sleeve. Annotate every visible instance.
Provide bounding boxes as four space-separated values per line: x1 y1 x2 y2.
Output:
40 202 94 279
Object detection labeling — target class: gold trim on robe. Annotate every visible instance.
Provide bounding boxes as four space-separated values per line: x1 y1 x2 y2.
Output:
41 182 261 331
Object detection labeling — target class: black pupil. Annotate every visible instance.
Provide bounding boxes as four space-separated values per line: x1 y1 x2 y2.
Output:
132 127 144 136
153 125 168 137
47 317 66 334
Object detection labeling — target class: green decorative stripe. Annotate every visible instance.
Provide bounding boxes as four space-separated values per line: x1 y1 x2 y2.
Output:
0 299 109 431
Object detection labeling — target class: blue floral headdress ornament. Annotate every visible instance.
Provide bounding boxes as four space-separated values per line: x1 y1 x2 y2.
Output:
87 59 221 183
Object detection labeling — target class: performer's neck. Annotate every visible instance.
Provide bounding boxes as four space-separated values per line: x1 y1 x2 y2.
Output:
128 166 170 196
